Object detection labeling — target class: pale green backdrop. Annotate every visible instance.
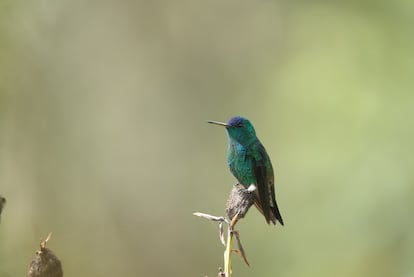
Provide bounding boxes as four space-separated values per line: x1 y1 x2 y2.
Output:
1 1 413 276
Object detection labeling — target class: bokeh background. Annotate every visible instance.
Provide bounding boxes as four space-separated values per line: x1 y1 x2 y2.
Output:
1 0 414 276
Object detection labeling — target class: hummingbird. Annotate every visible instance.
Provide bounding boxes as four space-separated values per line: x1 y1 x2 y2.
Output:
208 116 284 225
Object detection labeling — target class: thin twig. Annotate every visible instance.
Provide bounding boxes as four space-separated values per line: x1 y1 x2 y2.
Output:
194 183 255 277
233 230 249 266
193 211 249 277
223 224 233 277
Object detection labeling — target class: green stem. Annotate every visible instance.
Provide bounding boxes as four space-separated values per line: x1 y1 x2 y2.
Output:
224 226 233 277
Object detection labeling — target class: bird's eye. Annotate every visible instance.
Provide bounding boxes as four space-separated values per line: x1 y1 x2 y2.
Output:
236 123 243 128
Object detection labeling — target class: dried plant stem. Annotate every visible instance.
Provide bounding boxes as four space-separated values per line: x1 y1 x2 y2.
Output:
194 212 237 277
194 184 255 277
223 224 233 277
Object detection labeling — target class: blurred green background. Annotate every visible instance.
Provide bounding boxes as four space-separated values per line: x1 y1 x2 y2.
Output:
1 0 414 276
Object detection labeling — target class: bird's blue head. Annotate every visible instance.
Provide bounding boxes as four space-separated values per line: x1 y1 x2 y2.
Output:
208 116 257 146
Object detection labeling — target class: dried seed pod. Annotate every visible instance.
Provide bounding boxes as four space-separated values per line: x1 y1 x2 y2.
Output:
28 233 63 277
225 184 254 221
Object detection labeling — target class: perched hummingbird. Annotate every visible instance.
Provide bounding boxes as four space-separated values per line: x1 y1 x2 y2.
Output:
208 116 284 225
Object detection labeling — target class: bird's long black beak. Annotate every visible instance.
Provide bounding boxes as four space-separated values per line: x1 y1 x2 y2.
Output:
208 120 229 127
